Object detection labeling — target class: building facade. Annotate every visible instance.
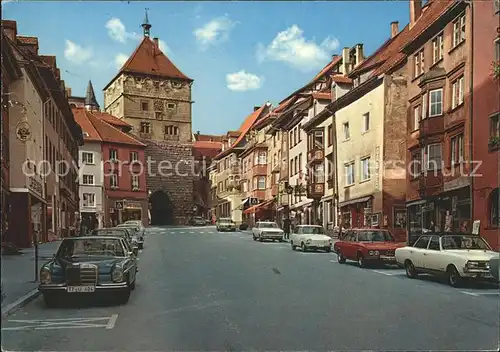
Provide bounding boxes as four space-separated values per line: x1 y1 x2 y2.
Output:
404 0 473 242
102 16 194 225
471 0 500 250
213 105 270 224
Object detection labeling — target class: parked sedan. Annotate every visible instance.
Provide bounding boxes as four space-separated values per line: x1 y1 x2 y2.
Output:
216 218 236 232
334 229 405 267
38 236 138 306
190 216 207 226
116 224 145 249
91 228 136 250
395 232 498 287
252 221 284 242
290 225 332 252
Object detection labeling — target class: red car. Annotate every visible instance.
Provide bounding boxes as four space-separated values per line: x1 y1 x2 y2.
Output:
333 228 406 267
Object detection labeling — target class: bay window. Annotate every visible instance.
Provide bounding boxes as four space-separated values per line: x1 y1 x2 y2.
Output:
429 89 443 117
425 143 442 170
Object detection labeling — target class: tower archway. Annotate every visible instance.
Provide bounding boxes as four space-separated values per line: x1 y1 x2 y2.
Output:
149 190 174 225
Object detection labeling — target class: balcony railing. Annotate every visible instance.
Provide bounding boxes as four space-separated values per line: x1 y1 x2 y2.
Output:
307 148 324 164
307 182 325 199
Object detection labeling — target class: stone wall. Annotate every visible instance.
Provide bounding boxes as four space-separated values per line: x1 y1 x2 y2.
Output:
142 138 194 225
382 67 408 240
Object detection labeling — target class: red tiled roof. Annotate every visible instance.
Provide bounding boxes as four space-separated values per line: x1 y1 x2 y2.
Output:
331 75 353 84
73 107 145 147
72 108 101 142
215 105 268 159
374 0 455 76
91 111 131 128
117 36 191 81
312 92 331 100
193 141 223 149
194 134 224 142
278 55 342 105
350 0 454 78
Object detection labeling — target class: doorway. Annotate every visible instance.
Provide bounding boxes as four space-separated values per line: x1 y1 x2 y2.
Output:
149 190 174 225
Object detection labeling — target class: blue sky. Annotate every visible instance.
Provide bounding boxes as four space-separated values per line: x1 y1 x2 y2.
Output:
4 1 410 135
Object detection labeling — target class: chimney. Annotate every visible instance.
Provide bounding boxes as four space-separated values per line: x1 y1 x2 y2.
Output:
391 21 399 38
410 0 422 26
254 106 261 111
355 44 364 67
341 47 350 74
66 88 72 97
153 37 159 47
2 20 17 41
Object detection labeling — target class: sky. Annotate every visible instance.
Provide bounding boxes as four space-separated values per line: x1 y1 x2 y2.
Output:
3 0 410 135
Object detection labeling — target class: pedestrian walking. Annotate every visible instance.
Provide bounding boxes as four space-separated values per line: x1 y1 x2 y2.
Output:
283 217 291 240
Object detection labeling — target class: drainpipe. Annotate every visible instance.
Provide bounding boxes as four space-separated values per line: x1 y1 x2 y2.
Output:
468 1 474 226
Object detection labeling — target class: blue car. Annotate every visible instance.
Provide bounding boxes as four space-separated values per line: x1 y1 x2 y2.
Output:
38 236 138 307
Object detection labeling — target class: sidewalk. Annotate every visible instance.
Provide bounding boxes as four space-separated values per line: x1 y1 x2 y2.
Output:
1 240 61 316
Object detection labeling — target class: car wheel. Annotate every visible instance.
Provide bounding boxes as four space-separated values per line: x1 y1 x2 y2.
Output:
43 293 58 307
301 242 307 252
337 251 346 263
447 265 462 287
259 237 263 242
405 260 418 278
325 247 331 253
357 253 366 268
128 278 136 290
291 241 296 250
253 235 256 241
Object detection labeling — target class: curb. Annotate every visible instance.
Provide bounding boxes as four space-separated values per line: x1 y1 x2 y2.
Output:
1 289 41 318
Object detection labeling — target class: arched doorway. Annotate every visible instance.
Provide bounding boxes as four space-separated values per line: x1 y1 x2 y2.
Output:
150 190 174 225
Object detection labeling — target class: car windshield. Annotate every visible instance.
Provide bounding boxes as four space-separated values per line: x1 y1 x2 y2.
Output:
92 229 126 236
116 226 138 234
260 222 278 228
193 217 203 220
358 231 394 242
441 235 490 250
301 227 324 234
57 238 125 257
219 219 232 223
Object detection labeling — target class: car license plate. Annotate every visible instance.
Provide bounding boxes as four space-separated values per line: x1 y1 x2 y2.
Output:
67 285 95 293
380 255 395 260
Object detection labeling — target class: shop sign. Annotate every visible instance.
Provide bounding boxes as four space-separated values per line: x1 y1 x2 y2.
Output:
29 177 43 197
126 202 141 209
472 220 480 235
115 201 124 210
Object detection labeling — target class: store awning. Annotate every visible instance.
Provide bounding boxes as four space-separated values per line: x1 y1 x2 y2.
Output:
338 195 372 208
243 199 274 215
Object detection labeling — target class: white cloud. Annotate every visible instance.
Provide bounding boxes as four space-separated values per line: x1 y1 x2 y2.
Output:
226 70 263 92
105 17 139 43
64 40 92 65
115 53 129 69
194 16 235 48
256 25 340 72
158 39 170 54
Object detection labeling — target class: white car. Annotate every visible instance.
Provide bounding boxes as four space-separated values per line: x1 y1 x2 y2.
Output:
252 222 284 242
395 233 499 287
290 225 332 252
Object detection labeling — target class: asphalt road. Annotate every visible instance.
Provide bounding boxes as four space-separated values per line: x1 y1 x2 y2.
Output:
2 226 499 351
